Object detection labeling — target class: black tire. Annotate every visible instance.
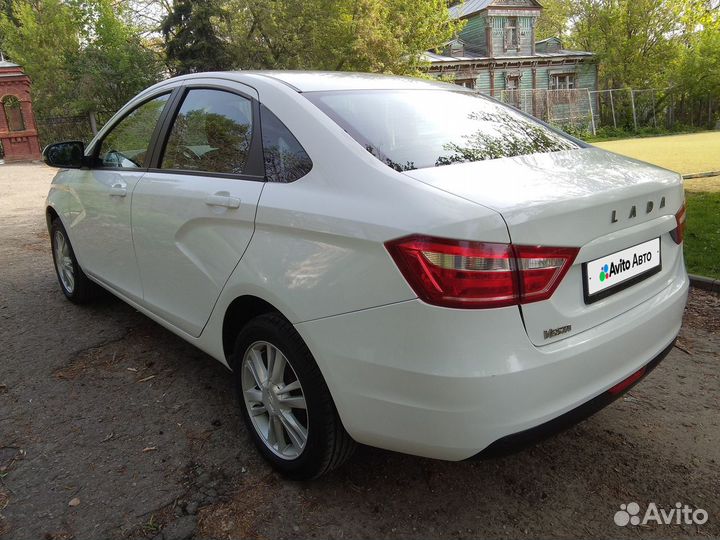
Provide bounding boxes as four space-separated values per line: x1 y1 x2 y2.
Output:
50 218 100 304
231 313 355 479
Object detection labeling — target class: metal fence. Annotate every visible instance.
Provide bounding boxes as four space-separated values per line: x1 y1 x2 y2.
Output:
36 111 114 149
498 87 719 135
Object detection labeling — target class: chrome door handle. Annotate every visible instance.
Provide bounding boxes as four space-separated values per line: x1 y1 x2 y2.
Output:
109 183 127 197
205 192 241 209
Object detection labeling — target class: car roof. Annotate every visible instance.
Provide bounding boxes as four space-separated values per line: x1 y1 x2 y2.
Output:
134 71 469 106
239 70 461 93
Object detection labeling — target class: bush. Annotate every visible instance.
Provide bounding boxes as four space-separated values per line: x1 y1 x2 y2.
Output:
583 124 709 143
556 123 592 140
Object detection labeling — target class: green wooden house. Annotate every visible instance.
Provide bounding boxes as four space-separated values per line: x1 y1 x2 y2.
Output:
424 0 598 124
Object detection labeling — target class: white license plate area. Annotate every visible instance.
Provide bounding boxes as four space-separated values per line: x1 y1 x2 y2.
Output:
583 238 662 303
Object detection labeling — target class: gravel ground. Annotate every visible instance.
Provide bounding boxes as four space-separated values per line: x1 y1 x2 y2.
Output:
0 163 718 540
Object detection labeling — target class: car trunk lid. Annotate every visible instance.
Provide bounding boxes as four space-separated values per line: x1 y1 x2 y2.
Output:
404 147 685 345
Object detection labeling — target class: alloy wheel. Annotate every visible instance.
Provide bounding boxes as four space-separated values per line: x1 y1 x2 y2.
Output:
241 341 309 460
53 230 75 294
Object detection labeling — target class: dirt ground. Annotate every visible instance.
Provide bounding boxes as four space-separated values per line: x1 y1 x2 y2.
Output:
0 163 718 540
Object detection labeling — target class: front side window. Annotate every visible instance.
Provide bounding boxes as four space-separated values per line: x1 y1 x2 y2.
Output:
305 89 579 171
161 89 253 175
97 93 170 168
260 104 312 183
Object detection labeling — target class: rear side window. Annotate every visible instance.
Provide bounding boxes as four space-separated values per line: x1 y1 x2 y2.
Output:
161 89 253 175
97 93 170 168
304 89 579 171
260 105 312 182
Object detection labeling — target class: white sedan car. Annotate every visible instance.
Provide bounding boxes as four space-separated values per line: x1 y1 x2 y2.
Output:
44 71 688 479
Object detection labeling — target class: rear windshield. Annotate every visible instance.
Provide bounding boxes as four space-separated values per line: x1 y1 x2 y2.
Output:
305 89 579 171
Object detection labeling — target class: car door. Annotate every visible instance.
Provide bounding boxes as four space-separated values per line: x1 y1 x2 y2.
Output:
71 91 174 302
131 83 265 337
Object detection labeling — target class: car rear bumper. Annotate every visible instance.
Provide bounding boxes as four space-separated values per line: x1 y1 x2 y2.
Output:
294 267 688 461
473 336 676 459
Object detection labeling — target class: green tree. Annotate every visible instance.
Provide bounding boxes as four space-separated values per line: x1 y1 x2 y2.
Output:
0 0 15 47
71 0 163 114
219 0 461 74
0 0 14 23
0 0 80 117
0 0 162 117
569 0 684 89
672 26 720 125
161 0 233 75
534 0 574 41
535 0 718 91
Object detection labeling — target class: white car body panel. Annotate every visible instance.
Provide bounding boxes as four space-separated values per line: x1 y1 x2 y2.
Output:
244 170 510 324
45 71 689 462
131 172 264 337
49 169 146 302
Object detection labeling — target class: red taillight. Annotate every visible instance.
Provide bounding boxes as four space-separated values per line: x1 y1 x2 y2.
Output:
385 235 578 309
514 245 580 303
670 203 686 244
385 236 518 308
608 366 646 395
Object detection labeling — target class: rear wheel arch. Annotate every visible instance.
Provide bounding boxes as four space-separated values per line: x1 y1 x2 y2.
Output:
222 295 285 364
221 294 350 431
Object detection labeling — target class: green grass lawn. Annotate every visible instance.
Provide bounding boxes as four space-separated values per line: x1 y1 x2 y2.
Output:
684 191 720 279
592 132 720 277
594 131 720 175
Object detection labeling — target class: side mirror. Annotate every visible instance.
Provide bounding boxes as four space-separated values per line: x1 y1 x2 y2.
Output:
43 141 86 169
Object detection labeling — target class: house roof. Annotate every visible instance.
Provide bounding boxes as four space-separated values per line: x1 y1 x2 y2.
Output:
449 0 542 19
535 37 562 45
425 35 593 64
421 48 594 64
449 0 494 19
0 60 21 69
